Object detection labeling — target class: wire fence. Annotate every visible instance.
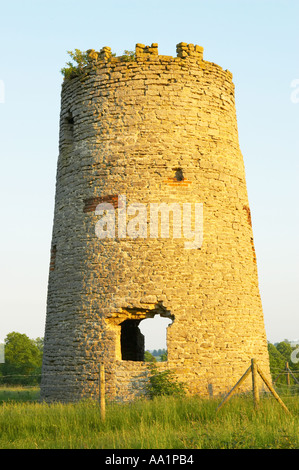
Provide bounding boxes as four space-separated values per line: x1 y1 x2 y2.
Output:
0 369 299 396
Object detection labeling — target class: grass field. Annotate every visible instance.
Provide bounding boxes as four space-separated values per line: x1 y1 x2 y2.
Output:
0 387 298 449
0 386 40 404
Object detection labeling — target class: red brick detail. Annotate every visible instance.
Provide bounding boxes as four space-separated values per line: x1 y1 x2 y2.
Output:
83 195 121 213
243 205 252 227
250 237 257 264
50 245 57 271
163 178 192 187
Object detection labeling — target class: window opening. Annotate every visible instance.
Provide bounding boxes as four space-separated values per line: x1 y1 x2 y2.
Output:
64 112 74 144
120 319 144 361
116 305 174 362
174 168 184 181
139 314 172 360
119 314 173 361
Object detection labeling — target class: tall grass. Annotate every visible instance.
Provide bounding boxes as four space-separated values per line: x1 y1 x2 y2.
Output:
0 389 298 449
0 386 40 404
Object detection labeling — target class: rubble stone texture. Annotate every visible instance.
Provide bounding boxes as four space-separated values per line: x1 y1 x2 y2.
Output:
40 43 271 402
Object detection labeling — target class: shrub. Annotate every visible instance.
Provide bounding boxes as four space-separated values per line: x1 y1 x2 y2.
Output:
61 48 134 80
147 364 186 398
120 50 136 62
61 49 91 80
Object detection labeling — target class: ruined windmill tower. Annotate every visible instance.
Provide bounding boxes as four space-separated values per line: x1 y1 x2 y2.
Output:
41 43 271 402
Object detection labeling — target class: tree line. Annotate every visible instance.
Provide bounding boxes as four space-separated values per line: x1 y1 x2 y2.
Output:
145 349 167 362
0 332 298 386
0 332 43 385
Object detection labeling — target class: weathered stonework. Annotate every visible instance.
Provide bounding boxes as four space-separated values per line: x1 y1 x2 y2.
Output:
40 42 271 402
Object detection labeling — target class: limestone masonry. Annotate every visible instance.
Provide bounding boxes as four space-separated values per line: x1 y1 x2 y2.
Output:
41 42 271 402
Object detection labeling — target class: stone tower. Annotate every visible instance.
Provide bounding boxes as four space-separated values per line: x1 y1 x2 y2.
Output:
41 43 271 402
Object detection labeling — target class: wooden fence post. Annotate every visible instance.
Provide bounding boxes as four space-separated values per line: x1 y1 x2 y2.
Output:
257 364 290 415
99 363 106 421
251 358 259 409
285 362 290 386
216 359 291 415
287 366 299 385
274 363 299 385
216 365 252 412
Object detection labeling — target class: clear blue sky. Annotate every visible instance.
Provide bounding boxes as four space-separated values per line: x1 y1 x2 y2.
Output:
0 0 298 348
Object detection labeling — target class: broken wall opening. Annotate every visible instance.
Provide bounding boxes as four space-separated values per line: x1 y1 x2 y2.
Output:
107 303 174 362
121 319 144 361
139 315 173 358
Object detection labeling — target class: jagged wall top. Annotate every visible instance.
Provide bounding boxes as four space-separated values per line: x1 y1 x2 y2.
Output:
62 42 233 85
83 43 232 79
86 42 204 62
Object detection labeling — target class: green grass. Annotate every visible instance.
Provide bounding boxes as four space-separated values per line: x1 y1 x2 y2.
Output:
0 386 40 404
0 387 298 449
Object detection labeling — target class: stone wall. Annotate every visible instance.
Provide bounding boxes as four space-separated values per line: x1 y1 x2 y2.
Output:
40 43 271 402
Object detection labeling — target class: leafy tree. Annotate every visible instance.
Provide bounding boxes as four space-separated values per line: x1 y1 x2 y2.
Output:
276 341 299 371
144 351 157 362
33 337 44 354
152 349 167 361
0 332 43 385
268 342 286 384
276 341 293 363
268 341 299 388
160 350 168 362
